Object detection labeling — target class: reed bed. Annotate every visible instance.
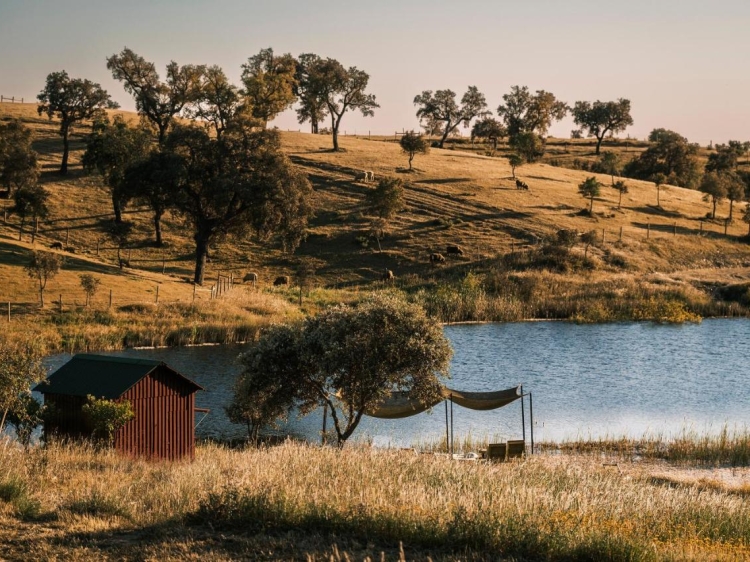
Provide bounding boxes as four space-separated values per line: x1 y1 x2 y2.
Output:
0 439 748 560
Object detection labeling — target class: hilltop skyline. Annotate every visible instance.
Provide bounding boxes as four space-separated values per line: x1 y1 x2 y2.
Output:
1 0 749 145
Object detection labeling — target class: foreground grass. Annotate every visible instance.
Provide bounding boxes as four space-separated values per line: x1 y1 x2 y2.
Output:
0 440 748 561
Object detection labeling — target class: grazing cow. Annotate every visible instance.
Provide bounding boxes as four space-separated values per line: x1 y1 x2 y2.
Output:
366 170 375 182
273 275 289 286
119 259 131 268
243 272 258 284
354 170 368 182
49 241 63 250
381 268 394 282
515 179 529 190
430 253 445 264
446 244 464 256
65 246 76 253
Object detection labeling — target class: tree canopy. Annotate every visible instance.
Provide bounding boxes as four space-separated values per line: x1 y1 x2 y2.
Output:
294 53 329 134
622 129 702 189
12 185 49 241
25 251 61 308
241 48 298 127
496 85 568 138
37 71 119 174
229 294 452 446
414 87 488 148
0 338 46 437
471 117 506 154
571 99 634 155
106 48 202 143
399 132 429 170
164 122 313 284
0 120 39 196
578 176 602 214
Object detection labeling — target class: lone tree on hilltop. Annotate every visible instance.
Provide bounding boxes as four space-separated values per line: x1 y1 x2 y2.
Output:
399 132 429 170
241 48 298 127
82 116 152 224
578 176 602 214
414 87 488 149
471 117 506 154
229 294 452 446
107 48 203 144
37 71 119 174
572 99 634 155
165 122 313 285
25 251 61 308
305 58 378 151
0 120 39 197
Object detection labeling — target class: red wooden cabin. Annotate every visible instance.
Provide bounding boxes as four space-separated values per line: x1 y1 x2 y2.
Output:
34 354 203 461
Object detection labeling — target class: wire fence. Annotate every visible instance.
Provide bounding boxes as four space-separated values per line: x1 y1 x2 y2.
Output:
0 95 28 104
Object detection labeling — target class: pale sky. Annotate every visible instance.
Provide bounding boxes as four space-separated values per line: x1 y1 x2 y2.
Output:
1 0 749 145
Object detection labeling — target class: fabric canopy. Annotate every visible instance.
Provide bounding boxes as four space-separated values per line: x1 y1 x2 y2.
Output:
365 385 521 419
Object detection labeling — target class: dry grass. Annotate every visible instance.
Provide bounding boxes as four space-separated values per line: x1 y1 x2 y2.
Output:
0 439 748 561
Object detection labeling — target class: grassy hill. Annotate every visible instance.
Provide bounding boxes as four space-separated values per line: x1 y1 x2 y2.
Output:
2 101 750 349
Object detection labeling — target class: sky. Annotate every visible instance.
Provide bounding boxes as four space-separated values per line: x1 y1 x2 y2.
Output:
1 0 749 145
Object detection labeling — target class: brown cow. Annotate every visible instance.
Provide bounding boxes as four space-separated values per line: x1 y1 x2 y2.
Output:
446 244 464 256
243 272 258 284
430 253 445 264
273 275 289 286
49 241 63 250
381 268 394 282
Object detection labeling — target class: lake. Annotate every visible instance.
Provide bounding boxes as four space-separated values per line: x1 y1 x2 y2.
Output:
43 319 750 446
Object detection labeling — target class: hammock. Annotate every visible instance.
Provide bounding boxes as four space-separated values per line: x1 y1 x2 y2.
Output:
365 385 521 419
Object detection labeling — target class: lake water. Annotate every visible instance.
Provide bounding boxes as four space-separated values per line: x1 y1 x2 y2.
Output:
42 319 750 446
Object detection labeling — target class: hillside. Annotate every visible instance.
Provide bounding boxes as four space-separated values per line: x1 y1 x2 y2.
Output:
2 101 750 335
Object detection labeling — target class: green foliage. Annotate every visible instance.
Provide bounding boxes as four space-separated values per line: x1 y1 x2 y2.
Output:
24 251 61 307
622 129 702 188
307 58 379 151
0 120 39 195
79 274 101 306
106 48 203 143
699 171 728 219
6 392 44 448
164 123 313 284
191 65 244 138
399 131 429 169
578 177 602 213
81 395 135 446
706 143 739 173
241 48 298 126
229 294 452 445
82 115 152 223
366 177 405 220
571 99 634 154
294 53 329 134
11 184 49 239
470 117 506 153
510 132 545 163
612 180 629 208
496 85 568 138
0 339 46 437
37 70 119 173
599 151 621 184
507 153 524 177
414 86 488 148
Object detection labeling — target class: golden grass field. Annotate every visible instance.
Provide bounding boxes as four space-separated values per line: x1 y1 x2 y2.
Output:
1 439 749 561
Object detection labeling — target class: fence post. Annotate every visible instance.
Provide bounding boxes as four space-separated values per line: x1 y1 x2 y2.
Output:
59 294 63 313
700 220 703 235
647 222 650 239
155 285 159 304
7 302 10 323
109 289 112 308
162 257 166 275
96 240 100 256
724 220 729 236
65 228 69 246
673 222 677 236
602 229 606 245
619 226 623 241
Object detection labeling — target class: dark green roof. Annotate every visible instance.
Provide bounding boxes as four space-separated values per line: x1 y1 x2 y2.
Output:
33 354 202 399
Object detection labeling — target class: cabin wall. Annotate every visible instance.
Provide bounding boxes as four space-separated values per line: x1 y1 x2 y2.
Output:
116 366 196 461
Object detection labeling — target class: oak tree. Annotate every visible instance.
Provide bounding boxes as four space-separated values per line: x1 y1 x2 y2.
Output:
414 86 488 148
571 99 634 155
578 176 602 214
107 48 202 143
25 251 61 308
399 132 429 170
471 117 506 154
37 71 119 174
12 185 49 241
294 53 329 134
496 85 568 138
241 48 297 127
0 120 39 197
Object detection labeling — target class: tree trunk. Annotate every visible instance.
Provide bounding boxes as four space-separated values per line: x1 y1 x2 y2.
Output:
729 200 734 222
589 196 594 214
331 113 343 152
595 134 604 155
60 124 70 174
39 286 44 308
154 210 163 246
408 153 414 170
112 194 123 224
158 122 168 145
493 138 498 153
657 187 661 207
438 123 452 149
18 218 24 241
618 189 623 209
194 234 210 285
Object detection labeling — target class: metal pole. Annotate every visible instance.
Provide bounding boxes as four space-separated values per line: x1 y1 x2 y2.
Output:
529 392 534 455
444 400 449 453
450 394 454 456
520 385 526 443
